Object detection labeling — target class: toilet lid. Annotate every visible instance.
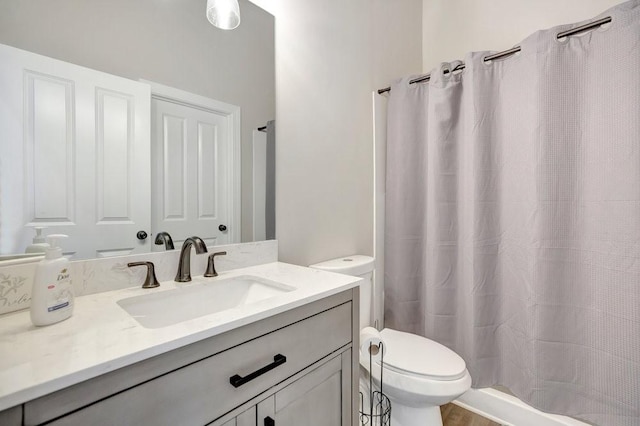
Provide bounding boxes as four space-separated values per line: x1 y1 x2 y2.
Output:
376 328 467 380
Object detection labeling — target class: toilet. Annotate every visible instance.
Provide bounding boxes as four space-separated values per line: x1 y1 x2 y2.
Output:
310 255 472 426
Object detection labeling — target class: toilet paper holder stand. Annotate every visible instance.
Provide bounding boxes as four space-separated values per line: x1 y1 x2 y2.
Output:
359 342 391 426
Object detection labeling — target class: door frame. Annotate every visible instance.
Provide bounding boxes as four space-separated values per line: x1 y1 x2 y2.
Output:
144 80 241 244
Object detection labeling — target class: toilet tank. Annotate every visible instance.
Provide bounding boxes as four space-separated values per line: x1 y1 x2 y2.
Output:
309 255 374 329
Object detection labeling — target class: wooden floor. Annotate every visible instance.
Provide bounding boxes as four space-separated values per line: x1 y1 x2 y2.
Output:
441 403 501 426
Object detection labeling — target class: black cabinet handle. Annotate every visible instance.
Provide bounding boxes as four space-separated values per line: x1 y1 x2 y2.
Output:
229 354 287 388
264 417 275 426
219 224 227 232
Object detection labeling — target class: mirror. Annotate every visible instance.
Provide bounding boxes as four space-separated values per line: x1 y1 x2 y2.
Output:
0 0 275 261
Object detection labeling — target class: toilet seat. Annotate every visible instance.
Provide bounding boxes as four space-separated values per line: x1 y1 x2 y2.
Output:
374 328 467 381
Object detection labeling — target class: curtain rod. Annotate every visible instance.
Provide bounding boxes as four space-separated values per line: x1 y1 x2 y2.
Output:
377 16 612 95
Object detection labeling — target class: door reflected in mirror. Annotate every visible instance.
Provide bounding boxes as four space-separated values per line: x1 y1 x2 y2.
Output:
0 0 275 261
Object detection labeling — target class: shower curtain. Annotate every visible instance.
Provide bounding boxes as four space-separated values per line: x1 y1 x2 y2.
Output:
384 2 640 425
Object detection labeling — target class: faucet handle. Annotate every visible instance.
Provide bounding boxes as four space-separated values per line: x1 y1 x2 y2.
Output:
204 251 227 277
128 261 160 288
154 232 174 250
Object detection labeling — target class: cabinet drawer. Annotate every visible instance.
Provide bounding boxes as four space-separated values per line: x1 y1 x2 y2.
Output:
0 405 22 426
49 301 352 426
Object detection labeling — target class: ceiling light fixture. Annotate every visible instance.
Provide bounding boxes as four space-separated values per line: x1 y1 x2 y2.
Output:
206 0 241 30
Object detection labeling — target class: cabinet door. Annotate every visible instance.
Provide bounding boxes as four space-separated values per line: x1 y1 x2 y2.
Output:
257 351 352 426
217 406 256 426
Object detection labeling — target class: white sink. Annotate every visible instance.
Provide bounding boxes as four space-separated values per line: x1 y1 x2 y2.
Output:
117 275 296 329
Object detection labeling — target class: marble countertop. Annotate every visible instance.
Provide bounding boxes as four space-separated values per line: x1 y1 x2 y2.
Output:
0 262 360 411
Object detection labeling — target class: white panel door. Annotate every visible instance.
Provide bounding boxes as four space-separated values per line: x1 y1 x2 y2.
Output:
0 43 150 259
151 98 232 248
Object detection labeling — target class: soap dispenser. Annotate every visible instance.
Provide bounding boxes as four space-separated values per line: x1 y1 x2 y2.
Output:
25 227 49 254
30 234 74 326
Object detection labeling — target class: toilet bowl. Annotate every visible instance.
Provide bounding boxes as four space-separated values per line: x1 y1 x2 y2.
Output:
310 255 472 426
361 328 471 425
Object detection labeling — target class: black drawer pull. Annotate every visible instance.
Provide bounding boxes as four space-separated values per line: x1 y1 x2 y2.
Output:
264 417 275 426
230 354 287 388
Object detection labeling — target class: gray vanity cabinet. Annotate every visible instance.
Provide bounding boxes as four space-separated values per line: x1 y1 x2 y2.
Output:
0 405 21 426
16 288 359 426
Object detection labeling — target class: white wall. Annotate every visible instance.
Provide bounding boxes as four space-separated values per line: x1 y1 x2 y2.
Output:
250 0 423 266
422 0 623 72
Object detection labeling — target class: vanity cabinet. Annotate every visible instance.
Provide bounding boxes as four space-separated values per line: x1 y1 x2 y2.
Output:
213 349 351 426
0 405 21 426
17 289 358 426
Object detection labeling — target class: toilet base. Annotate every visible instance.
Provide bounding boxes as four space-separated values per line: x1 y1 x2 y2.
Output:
361 376 444 426
390 400 443 426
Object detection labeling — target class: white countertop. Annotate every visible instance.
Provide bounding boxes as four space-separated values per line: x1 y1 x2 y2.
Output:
0 262 360 411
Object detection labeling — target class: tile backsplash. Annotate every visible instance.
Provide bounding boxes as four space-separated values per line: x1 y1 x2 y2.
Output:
0 240 278 316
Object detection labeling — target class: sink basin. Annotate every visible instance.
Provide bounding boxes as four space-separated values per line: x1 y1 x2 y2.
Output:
117 275 296 328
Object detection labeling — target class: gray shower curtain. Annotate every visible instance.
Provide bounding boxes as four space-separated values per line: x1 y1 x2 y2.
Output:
384 2 640 425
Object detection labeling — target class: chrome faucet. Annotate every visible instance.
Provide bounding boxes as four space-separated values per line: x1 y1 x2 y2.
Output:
175 236 208 282
154 231 174 250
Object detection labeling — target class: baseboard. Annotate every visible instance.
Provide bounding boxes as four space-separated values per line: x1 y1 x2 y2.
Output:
454 388 590 426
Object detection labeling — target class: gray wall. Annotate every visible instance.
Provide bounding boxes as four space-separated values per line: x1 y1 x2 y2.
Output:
0 0 275 243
